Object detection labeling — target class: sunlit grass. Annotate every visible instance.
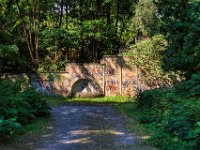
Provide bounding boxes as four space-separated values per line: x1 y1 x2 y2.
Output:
115 102 155 149
115 102 150 136
69 96 134 103
43 95 134 106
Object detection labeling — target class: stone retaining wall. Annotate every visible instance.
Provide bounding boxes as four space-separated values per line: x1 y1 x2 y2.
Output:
1 56 146 97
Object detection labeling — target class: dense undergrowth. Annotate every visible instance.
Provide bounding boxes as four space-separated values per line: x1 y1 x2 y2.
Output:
135 74 200 150
0 80 50 138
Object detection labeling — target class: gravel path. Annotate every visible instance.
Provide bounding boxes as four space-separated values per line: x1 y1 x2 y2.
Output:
0 105 152 150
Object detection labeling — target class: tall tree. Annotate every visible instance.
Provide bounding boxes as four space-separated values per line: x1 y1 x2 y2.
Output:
133 0 158 37
155 0 200 78
0 0 137 72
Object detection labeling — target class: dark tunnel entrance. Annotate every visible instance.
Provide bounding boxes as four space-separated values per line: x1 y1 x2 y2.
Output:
71 79 103 97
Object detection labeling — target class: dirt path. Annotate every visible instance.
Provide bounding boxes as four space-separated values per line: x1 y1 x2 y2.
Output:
0 105 152 150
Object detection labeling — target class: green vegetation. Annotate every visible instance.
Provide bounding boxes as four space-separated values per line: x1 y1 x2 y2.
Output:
22 117 51 135
122 34 177 88
156 0 200 78
1 0 200 149
43 95 68 106
175 73 200 98
0 0 136 72
115 102 153 141
135 88 200 150
120 1 200 149
69 96 132 104
0 80 50 138
43 95 132 106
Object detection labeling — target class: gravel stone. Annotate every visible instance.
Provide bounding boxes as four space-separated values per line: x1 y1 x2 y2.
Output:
0 105 154 150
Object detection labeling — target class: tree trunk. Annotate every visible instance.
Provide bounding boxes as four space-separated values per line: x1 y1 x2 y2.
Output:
35 0 40 64
106 2 111 25
115 0 120 36
59 0 64 27
16 0 34 62
64 0 69 29
119 16 125 40
79 0 84 62
96 0 101 18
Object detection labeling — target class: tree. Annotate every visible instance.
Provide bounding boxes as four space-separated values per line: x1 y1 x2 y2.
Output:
0 0 137 72
122 0 158 44
133 0 159 37
122 34 176 88
155 0 200 78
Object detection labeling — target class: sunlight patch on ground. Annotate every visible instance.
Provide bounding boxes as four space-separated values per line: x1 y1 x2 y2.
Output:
60 138 90 144
68 130 124 135
140 135 151 140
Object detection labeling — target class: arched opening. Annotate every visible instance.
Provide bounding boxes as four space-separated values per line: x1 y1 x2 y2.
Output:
71 79 103 97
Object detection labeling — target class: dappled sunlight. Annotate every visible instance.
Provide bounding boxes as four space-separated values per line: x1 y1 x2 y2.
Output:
45 105 149 149
0 105 152 149
68 130 124 136
60 138 90 144
88 112 104 117
109 130 124 135
104 117 120 120
42 134 53 138
46 126 53 130
59 108 79 114
140 135 151 140
69 108 79 113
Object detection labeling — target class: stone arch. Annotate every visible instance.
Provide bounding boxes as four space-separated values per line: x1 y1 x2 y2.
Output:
70 78 103 97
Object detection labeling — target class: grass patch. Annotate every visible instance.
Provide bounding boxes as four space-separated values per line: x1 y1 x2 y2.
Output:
0 117 51 144
43 95 133 106
42 95 69 106
115 102 155 148
68 96 133 104
22 117 51 135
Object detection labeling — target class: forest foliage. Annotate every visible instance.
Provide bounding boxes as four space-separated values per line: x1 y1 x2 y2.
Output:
122 34 177 89
0 0 137 72
0 80 50 137
0 0 200 149
132 0 200 149
0 0 199 75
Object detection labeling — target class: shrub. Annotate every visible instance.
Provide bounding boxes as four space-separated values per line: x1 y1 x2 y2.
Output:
175 73 200 97
122 34 177 88
136 88 200 149
166 99 200 149
21 88 50 117
149 98 200 150
0 80 50 137
136 89 167 110
0 116 21 137
136 88 171 123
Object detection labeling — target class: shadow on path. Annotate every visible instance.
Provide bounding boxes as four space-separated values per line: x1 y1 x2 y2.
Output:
0 105 153 150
